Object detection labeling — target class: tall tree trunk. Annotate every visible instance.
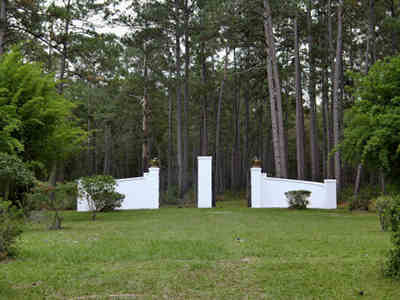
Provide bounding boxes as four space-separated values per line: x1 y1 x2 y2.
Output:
48 160 57 215
308 0 319 181
175 0 184 203
333 0 344 197
327 0 335 179
183 0 190 193
215 49 229 196
0 0 6 56
380 170 386 195
266 57 281 177
294 10 305 180
244 49 251 199
57 0 71 94
263 0 287 178
231 49 241 190
355 0 377 199
167 88 173 196
103 121 112 175
322 64 330 179
200 43 208 156
142 53 149 173
368 0 376 64
353 163 363 199
87 94 92 175
390 0 398 55
245 82 251 206
47 0 71 204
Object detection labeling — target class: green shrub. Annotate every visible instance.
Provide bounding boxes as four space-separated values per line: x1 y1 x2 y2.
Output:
0 153 35 202
0 199 23 260
99 191 125 212
285 190 311 209
54 181 78 210
348 186 380 211
79 175 125 220
25 180 78 229
383 195 400 278
376 196 394 231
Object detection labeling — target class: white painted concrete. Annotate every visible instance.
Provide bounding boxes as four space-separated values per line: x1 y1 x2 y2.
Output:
251 168 337 209
77 167 159 211
251 168 262 208
198 156 212 208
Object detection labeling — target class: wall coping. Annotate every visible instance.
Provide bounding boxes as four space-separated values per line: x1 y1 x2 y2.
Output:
116 177 145 182
262 176 325 187
198 156 212 161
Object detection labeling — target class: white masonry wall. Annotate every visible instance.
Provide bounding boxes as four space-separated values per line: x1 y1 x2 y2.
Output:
198 156 212 208
77 167 159 211
251 167 336 209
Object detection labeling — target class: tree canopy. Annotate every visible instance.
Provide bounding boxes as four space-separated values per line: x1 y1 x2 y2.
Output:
341 55 400 178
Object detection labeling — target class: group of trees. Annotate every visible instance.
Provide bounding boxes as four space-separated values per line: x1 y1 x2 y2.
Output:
1 0 400 205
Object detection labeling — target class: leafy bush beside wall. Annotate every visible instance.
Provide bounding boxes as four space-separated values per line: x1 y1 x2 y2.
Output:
79 175 124 220
285 190 311 209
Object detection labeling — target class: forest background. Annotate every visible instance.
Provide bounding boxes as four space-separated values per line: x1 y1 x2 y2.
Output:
1 0 400 206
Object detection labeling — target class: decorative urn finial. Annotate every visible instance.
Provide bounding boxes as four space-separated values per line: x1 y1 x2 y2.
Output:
252 157 262 168
150 157 160 167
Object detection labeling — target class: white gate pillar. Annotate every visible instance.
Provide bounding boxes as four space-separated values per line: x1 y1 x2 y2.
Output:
198 156 212 208
251 167 262 208
148 167 160 209
324 179 337 209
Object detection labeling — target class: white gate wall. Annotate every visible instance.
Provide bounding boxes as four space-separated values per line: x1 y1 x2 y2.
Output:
251 167 336 209
198 156 212 208
77 167 159 211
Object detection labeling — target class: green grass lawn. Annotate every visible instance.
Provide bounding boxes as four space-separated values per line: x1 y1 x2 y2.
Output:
1 200 399 299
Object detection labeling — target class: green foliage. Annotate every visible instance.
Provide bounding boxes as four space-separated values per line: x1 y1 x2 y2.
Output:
0 153 35 201
376 196 394 231
79 175 124 220
0 153 34 186
25 180 78 229
342 56 400 177
98 191 124 212
0 199 23 261
383 195 400 278
0 48 86 170
27 180 78 211
348 186 380 211
285 190 311 209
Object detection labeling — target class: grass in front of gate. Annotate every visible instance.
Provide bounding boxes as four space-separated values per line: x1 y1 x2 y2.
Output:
1 200 399 299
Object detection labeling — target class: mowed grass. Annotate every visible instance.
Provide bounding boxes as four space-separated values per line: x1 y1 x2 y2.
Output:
1 200 399 299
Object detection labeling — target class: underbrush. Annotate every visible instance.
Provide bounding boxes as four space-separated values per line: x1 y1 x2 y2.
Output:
0 200 23 261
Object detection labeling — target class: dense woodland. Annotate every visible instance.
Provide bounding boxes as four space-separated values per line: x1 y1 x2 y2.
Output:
1 0 400 205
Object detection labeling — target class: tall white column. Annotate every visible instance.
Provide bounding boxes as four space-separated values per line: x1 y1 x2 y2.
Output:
198 156 212 208
324 179 337 209
148 167 160 209
251 167 262 208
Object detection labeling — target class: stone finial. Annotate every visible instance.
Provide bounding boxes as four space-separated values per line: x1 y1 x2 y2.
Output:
252 157 262 168
149 157 160 167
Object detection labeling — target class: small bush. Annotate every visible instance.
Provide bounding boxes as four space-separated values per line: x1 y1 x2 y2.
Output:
382 195 400 278
25 180 78 229
350 186 380 211
285 190 311 209
0 199 23 260
79 175 125 220
99 191 125 212
376 196 394 231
